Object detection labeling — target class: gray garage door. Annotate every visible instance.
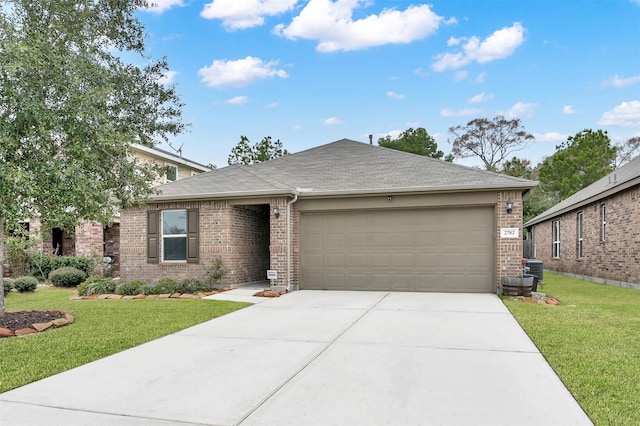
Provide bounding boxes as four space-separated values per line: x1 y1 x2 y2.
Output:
300 207 495 292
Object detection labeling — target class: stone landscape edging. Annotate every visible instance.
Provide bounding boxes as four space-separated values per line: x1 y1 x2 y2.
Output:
69 288 231 301
0 310 74 338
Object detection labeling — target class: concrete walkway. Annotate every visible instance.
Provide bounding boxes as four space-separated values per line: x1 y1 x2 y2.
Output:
0 291 593 425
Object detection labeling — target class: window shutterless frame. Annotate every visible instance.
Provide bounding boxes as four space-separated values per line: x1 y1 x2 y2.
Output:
601 204 607 241
577 212 584 258
552 220 561 258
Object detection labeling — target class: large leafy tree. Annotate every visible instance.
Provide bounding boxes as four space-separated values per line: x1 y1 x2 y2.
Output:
538 129 616 201
449 116 534 172
0 0 186 315
378 127 451 160
228 136 288 165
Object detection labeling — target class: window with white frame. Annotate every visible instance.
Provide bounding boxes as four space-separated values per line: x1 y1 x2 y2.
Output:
162 210 187 261
601 203 607 241
552 220 561 258
577 212 584 258
165 164 178 183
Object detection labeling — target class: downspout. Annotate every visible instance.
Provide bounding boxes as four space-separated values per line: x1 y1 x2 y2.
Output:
286 192 299 292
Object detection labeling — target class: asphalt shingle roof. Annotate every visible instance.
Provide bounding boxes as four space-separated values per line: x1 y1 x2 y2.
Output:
525 155 640 227
154 139 537 201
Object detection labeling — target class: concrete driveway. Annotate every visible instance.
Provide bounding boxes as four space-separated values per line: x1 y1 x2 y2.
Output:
0 291 592 425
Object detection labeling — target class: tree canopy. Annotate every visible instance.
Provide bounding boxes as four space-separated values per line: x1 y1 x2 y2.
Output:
228 136 288 165
0 0 186 314
378 127 451 160
449 116 534 172
538 129 616 201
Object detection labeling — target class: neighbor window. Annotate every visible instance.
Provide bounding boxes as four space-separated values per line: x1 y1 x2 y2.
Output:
165 164 178 183
577 212 584 258
162 210 187 261
552 220 561 258
601 203 607 241
147 209 199 264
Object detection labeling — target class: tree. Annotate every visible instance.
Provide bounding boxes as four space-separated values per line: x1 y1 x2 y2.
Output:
500 156 533 179
448 116 534 172
228 136 288 165
378 127 450 160
538 129 615 201
615 136 640 168
0 0 186 315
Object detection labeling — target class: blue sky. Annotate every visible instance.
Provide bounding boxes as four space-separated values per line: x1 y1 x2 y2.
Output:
138 0 640 169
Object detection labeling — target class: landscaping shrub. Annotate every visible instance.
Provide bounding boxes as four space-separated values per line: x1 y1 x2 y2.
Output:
153 277 179 294
49 267 87 287
3 278 14 296
203 257 228 287
77 276 116 296
177 278 211 294
12 276 38 293
27 253 95 281
116 280 148 296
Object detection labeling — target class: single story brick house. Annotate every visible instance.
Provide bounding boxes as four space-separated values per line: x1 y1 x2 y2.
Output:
120 139 537 293
524 155 640 288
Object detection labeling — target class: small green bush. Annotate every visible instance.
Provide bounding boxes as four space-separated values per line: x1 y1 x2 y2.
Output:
49 267 87 287
116 280 148 296
77 276 116 296
3 278 14 296
13 276 38 293
27 253 95 281
177 278 211 294
153 277 179 294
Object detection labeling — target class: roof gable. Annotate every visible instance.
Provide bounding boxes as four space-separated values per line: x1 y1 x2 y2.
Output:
154 139 537 201
525 155 640 226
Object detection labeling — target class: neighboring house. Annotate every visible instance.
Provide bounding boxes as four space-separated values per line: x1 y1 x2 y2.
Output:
9 144 211 277
120 139 536 293
524 155 640 288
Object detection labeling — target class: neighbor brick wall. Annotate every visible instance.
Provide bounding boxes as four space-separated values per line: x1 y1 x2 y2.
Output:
74 221 104 258
531 185 640 284
496 190 525 290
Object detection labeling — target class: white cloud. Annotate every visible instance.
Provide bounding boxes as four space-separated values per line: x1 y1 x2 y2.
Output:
453 71 468 81
474 72 487 83
432 22 525 71
198 56 288 88
387 91 405 100
533 132 568 143
562 105 576 114
598 100 640 127
158 70 178 85
447 36 462 46
141 0 184 14
224 96 249 105
274 1 444 52
293 125 303 130
603 75 640 88
499 102 537 119
201 0 298 30
266 102 279 108
440 107 482 117
323 117 344 125
468 93 493 104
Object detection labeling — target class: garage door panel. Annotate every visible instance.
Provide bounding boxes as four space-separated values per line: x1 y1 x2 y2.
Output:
301 207 495 292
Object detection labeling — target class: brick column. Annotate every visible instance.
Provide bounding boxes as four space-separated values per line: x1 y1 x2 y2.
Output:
496 190 525 291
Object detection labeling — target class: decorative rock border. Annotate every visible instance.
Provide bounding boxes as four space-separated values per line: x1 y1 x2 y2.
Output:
70 289 231 301
253 288 287 298
0 310 74 338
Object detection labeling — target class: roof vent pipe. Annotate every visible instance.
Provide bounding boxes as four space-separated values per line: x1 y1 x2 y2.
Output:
369 134 373 145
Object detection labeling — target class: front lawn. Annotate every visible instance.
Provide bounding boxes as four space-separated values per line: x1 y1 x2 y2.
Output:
0 287 249 393
504 272 640 426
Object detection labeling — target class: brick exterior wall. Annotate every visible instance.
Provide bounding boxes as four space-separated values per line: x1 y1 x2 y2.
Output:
120 200 273 286
496 190 525 290
529 185 640 284
120 191 524 293
74 221 104 258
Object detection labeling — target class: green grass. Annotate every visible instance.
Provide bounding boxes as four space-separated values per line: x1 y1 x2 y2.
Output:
503 272 640 426
0 287 250 393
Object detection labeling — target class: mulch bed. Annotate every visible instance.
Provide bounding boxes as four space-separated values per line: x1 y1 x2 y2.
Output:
0 310 72 338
